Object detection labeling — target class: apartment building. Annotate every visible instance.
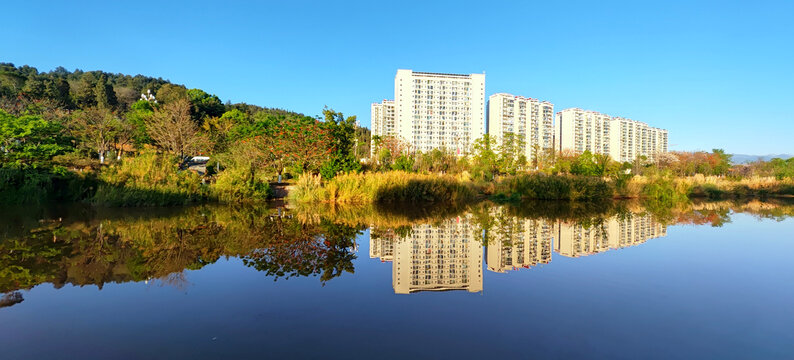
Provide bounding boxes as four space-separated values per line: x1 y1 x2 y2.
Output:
371 99 396 138
609 117 669 163
487 93 554 164
555 213 667 258
555 108 613 157
394 69 486 154
370 99 396 156
556 108 668 162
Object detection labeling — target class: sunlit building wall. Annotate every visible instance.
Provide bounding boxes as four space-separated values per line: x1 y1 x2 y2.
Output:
370 99 396 156
556 108 668 162
556 108 613 157
487 93 554 165
392 215 483 294
394 69 486 155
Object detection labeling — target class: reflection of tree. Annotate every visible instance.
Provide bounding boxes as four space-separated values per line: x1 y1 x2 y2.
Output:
0 205 363 293
241 219 360 283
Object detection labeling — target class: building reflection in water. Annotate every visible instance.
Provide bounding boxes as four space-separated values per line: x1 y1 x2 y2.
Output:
371 215 483 294
372 211 666 293
555 213 667 258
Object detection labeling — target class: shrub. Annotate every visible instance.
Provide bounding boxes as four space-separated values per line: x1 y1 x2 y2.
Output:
93 152 209 206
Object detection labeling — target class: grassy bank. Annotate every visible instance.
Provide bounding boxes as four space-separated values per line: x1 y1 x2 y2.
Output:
289 171 476 204
289 171 794 205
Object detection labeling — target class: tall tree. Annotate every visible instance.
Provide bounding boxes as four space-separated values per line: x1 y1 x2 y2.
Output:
145 98 204 158
320 107 360 178
94 74 118 109
69 107 119 164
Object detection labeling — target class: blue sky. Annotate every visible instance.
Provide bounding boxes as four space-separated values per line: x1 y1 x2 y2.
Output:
2 0 792 154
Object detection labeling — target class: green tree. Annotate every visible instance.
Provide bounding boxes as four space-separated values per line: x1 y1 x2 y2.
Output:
320 107 360 179
94 74 118 109
187 89 225 121
471 134 499 180
69 107 120 164
0 110 72 166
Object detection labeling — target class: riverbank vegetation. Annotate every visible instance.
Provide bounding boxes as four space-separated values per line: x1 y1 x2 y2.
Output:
2 62 792 206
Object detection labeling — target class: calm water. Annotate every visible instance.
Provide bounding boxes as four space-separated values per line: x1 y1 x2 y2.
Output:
1 200 793 359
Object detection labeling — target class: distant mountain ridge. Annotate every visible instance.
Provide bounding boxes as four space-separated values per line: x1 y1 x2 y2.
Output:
731 154 793 164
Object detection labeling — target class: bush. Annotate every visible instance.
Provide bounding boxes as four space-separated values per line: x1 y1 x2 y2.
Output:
290 171 476 204
494 173 612 201
93 152 209 206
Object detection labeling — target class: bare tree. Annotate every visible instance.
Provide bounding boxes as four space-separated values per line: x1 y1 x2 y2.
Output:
70 107 119 164
145 98 204 158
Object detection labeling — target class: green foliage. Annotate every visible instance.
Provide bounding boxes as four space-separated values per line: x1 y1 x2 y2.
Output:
93 152 209 206
320 107 360 179
0 110 73 166
187 88 224 121
494 173 612 201
471 134 499 181
390 154 415 171
641 173 689 205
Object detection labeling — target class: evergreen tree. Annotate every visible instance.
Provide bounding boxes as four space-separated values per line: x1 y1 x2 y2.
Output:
94 74 117 109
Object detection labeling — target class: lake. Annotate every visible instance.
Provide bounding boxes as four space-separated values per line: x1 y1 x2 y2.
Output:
1 200 793 359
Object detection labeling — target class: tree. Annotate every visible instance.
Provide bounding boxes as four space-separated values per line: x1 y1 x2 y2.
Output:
145 98 204 158
187 89 225 121
320 107 360 178
155 84 188 104
69 107 119 164
94 74 118 109
471 134 499 180
251 117 335 181
0 110 71 166
497 132 526 175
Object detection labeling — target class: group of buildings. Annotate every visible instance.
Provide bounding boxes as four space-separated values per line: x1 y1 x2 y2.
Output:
371 69 669 163
369 212 667 294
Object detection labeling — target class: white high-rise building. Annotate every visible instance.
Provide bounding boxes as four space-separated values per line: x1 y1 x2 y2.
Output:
609 117 668 163
555 108 613 157
370 99 396 138
394 69 486 154
487 93 554 164
556 108 668 162
370 99 396 156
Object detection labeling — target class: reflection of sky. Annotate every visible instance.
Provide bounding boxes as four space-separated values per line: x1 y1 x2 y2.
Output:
2 216 794 359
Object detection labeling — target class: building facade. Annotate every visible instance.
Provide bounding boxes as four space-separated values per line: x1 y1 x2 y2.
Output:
371 99 396 138
370 99 396 156
487 93 554 165
394 69 486 154
556 108 668 162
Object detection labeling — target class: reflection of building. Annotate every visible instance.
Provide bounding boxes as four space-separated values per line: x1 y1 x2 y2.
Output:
369 229 395 262
555 213 666 257
486 217 555 273
372 216 483 294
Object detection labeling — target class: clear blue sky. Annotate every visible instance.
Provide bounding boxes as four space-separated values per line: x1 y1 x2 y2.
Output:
3 0 792 154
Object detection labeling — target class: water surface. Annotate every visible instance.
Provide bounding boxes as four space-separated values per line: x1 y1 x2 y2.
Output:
1 200 793 359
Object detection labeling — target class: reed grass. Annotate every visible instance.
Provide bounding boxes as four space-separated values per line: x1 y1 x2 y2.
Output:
93 152 210 206
290 171 476 204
